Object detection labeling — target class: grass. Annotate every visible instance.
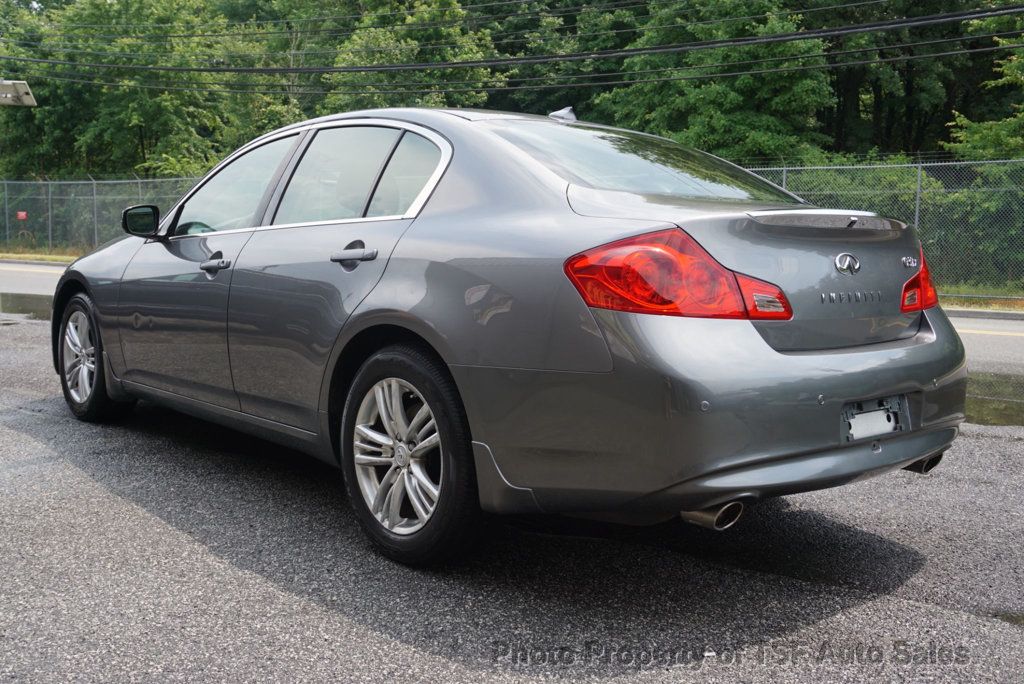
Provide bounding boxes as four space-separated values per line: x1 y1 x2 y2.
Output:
0 252 77 263
939 280 1024 312
966 372 1024 426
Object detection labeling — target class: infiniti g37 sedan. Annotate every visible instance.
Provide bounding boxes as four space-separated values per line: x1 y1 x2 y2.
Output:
52 108 966 564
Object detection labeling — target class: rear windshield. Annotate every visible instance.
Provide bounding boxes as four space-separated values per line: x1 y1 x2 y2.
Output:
486 120 800 204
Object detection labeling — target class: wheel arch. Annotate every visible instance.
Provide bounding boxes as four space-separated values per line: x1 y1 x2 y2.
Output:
320 316 465 464
50 275 89 374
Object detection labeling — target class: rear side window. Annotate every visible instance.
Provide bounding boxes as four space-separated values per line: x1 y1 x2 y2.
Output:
486 121 799 204
366 132 442 217
274 126 401 225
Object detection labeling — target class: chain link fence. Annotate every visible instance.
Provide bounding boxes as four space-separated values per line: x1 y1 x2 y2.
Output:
749 159 1024 305
1 178 196 254
2 160 1024 304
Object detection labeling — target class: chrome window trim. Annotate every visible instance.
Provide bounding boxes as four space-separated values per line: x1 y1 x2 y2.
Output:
159 117 452 241
166 214 409 242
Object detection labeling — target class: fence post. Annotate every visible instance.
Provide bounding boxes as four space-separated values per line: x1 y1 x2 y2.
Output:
781 166 788 190
91 177 99 248
47 182 53 251
3 180 8 247
913 162 923 228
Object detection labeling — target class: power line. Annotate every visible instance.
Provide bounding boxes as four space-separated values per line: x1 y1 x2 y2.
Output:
16 0 662 41
14 40 1024 97
0 0 887 61
2 6 1020 74
11 30 1017 93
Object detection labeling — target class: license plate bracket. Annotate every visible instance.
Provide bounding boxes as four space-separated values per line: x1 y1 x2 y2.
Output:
841 395 909 442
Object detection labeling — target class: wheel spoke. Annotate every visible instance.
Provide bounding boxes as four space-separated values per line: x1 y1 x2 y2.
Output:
370 465 400 518
405 403 431 441
404 471 432 521
65 324 82 355
384 469 407 528
416 419 436 444
409 461 439 503
67 364 81 391
80 365 93 397
78 315 91 350
354 453 394 467
410 432 440 459
389 379 410 440
355 424 393 448
374 384 397 439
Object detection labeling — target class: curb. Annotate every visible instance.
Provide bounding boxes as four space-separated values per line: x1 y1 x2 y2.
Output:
944 307 1024 321
0 259 71 268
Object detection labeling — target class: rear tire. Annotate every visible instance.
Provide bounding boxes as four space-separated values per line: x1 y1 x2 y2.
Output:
341 344 480 565
57 293 134 422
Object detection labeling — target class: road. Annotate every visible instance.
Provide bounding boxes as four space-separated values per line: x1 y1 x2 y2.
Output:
0 261 66 296
1 320 1022 682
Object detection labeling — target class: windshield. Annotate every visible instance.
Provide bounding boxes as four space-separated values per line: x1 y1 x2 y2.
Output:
486 120 800 204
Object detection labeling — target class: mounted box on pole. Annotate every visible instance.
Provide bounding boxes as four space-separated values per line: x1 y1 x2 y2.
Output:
0 80 37 107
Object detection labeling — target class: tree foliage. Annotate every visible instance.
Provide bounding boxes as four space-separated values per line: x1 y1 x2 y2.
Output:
1 0 1023 177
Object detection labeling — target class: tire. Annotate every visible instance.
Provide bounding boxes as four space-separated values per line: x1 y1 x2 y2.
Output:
57 292 134 422
341 344 480 565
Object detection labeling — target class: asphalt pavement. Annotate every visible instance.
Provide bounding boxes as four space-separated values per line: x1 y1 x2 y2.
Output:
0 261 66 296
1 318 1022 682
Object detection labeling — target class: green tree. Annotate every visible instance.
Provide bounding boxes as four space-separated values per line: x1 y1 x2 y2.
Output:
591 0 834 160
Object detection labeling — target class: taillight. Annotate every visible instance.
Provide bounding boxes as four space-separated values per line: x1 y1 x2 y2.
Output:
900 244 939 313
564 228 791 320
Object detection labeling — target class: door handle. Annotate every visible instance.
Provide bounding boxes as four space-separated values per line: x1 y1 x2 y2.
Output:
199 258 232 273
330 248 378 265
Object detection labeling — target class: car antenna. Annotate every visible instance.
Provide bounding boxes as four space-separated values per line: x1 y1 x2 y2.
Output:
548 106 577 122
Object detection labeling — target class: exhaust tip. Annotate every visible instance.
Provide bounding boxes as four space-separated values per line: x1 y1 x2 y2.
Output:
903 453 943 474
680 500 745 531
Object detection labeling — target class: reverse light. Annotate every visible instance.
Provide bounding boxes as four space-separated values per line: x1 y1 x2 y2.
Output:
564 229 792 320
900 244 939 313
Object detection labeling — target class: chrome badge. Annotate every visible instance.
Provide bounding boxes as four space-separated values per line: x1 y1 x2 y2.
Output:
902 255 919 268
834 252 861 275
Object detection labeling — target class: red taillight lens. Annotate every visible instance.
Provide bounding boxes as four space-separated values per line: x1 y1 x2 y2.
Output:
900 245 939 313
564 228 791 320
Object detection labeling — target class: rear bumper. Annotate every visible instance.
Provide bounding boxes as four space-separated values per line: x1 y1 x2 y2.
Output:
453 307 967 516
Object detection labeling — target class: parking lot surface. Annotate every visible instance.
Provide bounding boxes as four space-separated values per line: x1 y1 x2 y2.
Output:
1 319 1022 682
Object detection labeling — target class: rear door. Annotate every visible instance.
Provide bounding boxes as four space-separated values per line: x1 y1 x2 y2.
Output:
119 134 299 407
228 122 447 430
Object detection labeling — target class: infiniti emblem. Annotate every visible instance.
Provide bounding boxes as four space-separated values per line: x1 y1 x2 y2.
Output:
834 252 861 275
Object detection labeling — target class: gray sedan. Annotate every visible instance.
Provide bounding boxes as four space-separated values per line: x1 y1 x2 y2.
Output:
51 108 966 564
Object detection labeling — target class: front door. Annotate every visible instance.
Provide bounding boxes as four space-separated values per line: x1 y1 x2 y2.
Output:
119 134 299 407
229 124 445 430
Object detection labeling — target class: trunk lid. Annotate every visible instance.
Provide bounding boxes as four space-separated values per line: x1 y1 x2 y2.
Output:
568 186 924 351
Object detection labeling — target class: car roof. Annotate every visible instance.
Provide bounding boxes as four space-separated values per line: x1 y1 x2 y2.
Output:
250 107 557 145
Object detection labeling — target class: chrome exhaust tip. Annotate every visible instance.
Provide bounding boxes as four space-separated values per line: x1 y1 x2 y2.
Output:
903 453 943 474
679 500 745 531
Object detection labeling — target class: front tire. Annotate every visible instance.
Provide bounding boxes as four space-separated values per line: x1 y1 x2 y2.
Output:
57 293 132 421
341 345 480 565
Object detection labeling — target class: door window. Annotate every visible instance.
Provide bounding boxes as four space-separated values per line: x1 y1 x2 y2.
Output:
173 135 297 236
274 126 401 225
366 132 442 217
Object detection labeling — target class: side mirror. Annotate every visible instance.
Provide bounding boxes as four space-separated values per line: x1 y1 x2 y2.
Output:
122 205 161 237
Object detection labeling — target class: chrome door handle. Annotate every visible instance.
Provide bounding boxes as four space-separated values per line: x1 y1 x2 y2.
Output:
199 258 231 273
330 248 378 264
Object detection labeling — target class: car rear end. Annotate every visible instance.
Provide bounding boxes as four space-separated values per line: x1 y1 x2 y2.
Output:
469 117 966 522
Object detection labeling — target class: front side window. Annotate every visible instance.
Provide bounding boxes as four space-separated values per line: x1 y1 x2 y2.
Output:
486 121 800 204
274 126 401 225
173 135 296 236
366 132 442 217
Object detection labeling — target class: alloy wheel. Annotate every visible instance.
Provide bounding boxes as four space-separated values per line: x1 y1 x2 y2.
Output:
62 310 96 403
353 377 443 535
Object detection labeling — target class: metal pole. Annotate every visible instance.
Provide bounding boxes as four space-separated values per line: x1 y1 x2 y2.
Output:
914 162 923 228
91 177 99 248
781 166 788 190
3 180 8 247
47 181 53 251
